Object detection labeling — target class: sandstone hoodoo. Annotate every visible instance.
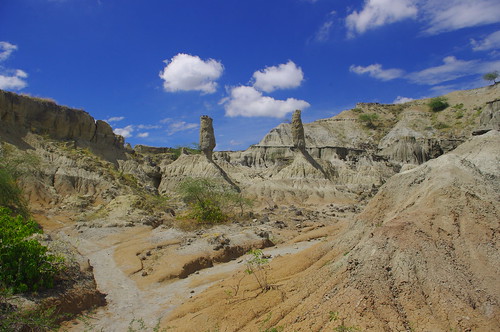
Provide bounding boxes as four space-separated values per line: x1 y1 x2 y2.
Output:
0 84 499 331
291 109 306 151
199 115 216 160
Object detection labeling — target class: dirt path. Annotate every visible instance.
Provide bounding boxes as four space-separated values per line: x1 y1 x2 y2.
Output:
62 227 321 332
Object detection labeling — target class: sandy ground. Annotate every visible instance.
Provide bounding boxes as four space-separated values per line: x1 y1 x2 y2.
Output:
59 223 325 332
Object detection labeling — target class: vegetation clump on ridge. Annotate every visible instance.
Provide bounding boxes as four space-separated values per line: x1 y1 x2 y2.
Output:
428 96 449 112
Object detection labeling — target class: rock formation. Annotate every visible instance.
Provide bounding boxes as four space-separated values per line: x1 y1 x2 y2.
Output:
158 115 240 193
199 115 216 160
473 99 500 135
291 110 306 150
0 89 125 162
163 130 500 332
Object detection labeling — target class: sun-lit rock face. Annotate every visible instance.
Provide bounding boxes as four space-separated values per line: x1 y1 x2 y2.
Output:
199 115 216 160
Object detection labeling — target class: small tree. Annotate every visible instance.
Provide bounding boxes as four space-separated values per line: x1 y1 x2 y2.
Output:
245 249 269 291
428 97 449 112
483 71 499 85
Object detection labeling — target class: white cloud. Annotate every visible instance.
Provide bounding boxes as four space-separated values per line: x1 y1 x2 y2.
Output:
0 43 27 91
0 42 17 62
345 0 500 37
114 125 134 138
349 63 404 81
137 124 161 129
159 53 223 94
350 56 500 86
346 0 417 36
166 121 198 136
393 96 414 104
421 0 500 35
406 56 500 85
471 30 500 52
105 116 125 123
229 139 242 146
0 69 28 90
137 132 149 138
252 61 304 93
314 20 334 42
223 86 310 118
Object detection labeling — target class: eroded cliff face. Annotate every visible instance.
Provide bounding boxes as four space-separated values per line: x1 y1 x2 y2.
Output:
1 84 499 212
0 90 126 162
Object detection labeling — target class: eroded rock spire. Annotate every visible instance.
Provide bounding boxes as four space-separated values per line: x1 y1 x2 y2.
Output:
199 115 216 160
292 110 306 150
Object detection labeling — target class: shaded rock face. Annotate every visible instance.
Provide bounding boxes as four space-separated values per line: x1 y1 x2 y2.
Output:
199 115 216 160
381 136 428 165
473 99 500 135
0 90 125 161
291 110 305 150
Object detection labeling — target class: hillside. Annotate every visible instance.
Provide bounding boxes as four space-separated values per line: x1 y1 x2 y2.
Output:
0 84 499 331
164 130 499 331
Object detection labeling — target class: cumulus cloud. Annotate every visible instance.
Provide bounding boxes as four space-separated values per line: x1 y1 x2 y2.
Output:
252 61 304 93
349 63 404 81
421 0 500 35
223 86 310 118
137 132 149 138
346 0 417 36
471 30 500 51
114 125 134 138
159 53 223 94
166 121 199 136
0 42 28 91
0 69 28 90
0 42 17 62
393 96 414 104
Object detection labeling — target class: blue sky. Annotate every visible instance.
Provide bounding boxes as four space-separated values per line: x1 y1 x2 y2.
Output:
1 0 499 150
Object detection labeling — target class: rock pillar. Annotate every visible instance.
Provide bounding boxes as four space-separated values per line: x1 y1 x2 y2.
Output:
291 110 306 150
199 115 216 160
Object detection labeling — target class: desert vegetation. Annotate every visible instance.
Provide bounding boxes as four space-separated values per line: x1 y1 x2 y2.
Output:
483 71 499 84
176 177 252 224
428 96 449 112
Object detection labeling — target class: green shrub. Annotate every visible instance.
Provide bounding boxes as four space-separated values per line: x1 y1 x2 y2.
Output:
435 122 451 129
171 143 201 160
358 113 379 128
0 208 62 293
428 97 449 112
0 145 40 218
0 300 61 332
0 169 28 218
177 178 251 224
